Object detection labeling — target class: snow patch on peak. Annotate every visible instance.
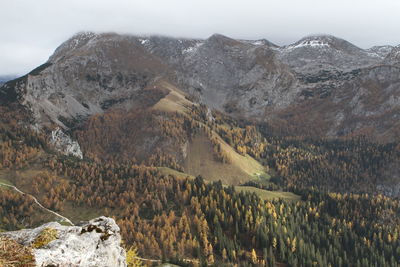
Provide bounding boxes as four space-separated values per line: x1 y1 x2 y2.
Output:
285 35 346 50
183 42 203 54
50 32 98 62
64 32 98 50
139 38 149 45
384 45 400 63
72 31 97 41
240 39 278 47
252 40 265 46
50 128 83 159
287 39 331 50
366 45 394 58
301 34 337 41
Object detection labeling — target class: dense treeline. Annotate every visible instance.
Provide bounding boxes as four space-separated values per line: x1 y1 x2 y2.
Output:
263 137 400 194
74 105 232 166
0 188 56 231
0 188 37 231
0 124 47 169
74 109 200 166
7 155 400 266
209 110 400 195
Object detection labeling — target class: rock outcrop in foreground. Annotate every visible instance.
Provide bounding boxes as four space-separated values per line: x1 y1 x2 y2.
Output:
1 216 126 267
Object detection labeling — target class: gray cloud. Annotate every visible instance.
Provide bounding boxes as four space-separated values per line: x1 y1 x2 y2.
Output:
1 0 400 75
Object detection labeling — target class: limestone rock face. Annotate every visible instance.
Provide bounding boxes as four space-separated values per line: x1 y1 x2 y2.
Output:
50 127 83 159
1 216 127 267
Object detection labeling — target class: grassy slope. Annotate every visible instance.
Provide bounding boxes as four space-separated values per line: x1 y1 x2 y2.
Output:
184 133 266 185
0 176 13 186
152 80 267 185
235 186 301 201
151 81 192 114
211 130 267 179
159 166 300 201
157 167 195 179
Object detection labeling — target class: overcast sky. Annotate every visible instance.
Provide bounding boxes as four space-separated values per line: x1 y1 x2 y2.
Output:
1 0 400 76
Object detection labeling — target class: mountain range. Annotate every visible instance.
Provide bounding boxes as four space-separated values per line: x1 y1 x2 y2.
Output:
1 32 399 141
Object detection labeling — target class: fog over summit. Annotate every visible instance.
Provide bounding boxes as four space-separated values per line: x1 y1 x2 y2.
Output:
1 0 400 75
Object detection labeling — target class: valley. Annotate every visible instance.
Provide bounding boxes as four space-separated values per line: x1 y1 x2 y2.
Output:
0 32 399 266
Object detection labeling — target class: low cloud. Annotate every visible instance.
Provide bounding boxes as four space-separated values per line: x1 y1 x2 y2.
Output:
1 0 400 75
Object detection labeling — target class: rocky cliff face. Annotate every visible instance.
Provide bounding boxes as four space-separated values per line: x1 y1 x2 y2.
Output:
1 32 171 130
1 31 399 141
1 216 126 267
50 127 83 159
139 34 298 115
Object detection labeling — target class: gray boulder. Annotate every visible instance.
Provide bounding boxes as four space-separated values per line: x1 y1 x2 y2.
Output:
1 216 127 267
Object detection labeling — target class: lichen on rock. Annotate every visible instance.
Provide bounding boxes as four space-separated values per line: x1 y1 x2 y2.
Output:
31 227 58 249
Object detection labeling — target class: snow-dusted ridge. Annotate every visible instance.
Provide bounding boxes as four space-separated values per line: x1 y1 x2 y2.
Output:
366 45 394 59
286 39 331 50
275 34 387 73
2 31 399 144
239 39 279 47
182 41 204 54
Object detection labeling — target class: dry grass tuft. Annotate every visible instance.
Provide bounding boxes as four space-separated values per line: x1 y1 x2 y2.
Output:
31 227 58 249
0 236 35 267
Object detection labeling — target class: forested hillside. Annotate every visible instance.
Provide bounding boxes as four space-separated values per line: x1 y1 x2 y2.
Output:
0 102 399 266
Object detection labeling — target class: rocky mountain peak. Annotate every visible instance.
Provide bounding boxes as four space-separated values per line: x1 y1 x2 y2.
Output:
49 31 98 63
137 35 203 63
366 45 394 58
1 32 171 130
288 34 340 48
205 33 244 47
240 38 279 48
285 34 367 54
279 34 381 73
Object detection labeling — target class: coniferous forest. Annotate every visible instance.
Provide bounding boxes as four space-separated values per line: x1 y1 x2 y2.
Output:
0 103 399 267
